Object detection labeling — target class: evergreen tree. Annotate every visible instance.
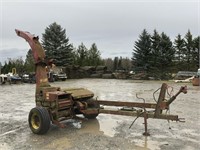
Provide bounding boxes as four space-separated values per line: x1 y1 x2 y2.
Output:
14 57 24 75
118 56 123 70
158 32 175 78
132 29 152 72
0 62 2 74
174 34 185 70
2 58 24 75
193 36 200 69
113 57 119 71
24 49 35 73
76 43 88 66
184 30 193 71
71 45 78 65
151 29 161 72
88 43 101 66
151 31 174 79
42 22 73 66
1 62 8 74
7 60 14 72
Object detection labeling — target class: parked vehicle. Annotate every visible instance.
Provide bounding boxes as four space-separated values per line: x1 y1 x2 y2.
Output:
192 69 200 86
0 74 9 84
22 73 36 83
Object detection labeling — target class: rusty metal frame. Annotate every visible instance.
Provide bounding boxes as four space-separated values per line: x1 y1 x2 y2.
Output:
82 83 187 136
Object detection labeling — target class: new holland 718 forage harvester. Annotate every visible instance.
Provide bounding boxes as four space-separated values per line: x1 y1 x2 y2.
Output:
15 29 187 136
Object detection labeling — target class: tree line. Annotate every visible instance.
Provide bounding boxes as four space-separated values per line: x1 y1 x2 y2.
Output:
132 29 199 79
0 22 199 79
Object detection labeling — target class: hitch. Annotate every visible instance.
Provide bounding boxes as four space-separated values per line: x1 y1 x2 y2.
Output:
178 118 186 123
95 83 187 136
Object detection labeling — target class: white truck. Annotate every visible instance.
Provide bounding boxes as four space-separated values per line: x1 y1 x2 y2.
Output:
197 68 200 76
192 68 200 86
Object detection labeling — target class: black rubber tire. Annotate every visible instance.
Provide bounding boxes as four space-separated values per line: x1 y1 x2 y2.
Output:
83 99 100 119
28 107 51 134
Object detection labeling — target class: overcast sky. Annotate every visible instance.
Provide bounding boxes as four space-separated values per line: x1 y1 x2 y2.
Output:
0 0 199 64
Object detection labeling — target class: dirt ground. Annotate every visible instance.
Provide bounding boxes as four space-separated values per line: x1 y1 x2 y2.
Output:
0 79 199 150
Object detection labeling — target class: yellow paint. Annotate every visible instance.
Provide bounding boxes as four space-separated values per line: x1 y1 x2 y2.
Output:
46 93 49 100
31 113 40 130
40 78 48 83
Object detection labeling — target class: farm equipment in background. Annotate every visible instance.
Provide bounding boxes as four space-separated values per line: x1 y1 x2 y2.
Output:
9 68 22 84
0 68 22 84
22 72 36 83
192 68 200 86
15 29 187 136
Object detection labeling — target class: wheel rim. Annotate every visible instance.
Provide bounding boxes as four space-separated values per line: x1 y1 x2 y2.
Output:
31 113 40 130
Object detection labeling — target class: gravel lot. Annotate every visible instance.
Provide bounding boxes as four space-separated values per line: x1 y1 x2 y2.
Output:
0 79 199 150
